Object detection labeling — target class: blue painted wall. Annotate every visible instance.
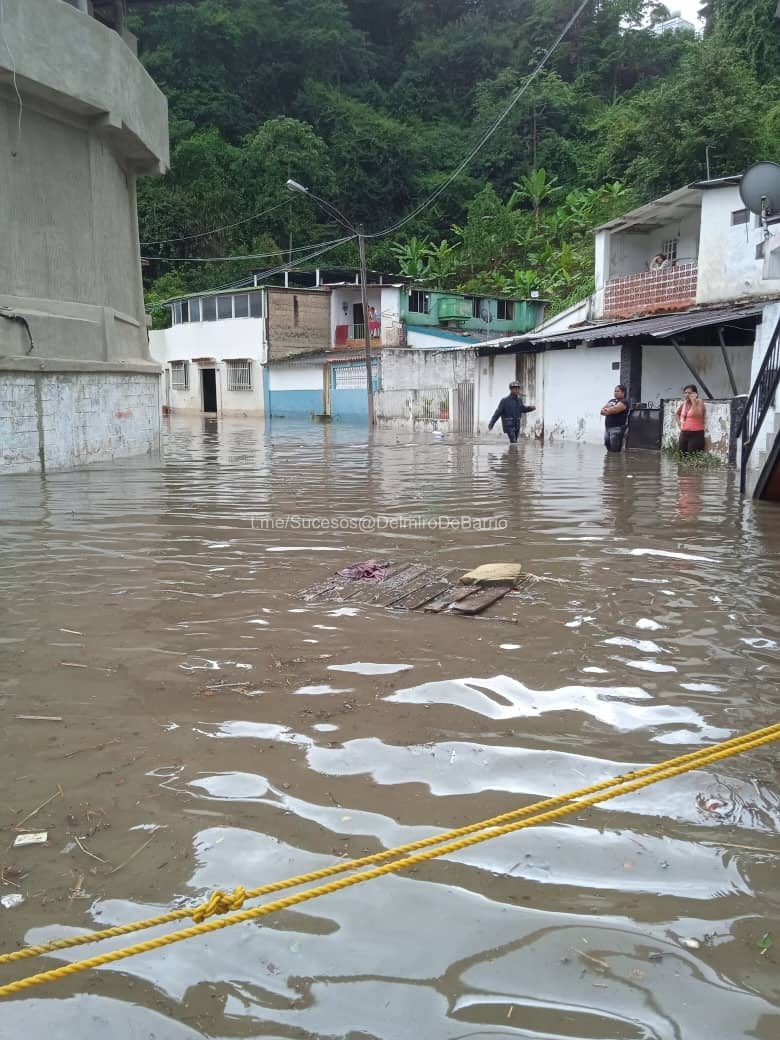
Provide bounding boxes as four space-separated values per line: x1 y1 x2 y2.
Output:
268 389 323 416
332 388 369 419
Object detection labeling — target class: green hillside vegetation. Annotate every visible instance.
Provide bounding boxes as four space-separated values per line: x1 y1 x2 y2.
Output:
131 0 780 324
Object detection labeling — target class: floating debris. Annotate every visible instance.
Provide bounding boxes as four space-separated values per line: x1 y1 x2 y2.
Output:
13 832 48 847
0 894 25 910
300 560 528 617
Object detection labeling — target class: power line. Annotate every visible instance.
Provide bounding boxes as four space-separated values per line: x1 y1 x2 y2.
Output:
139 199 289 246
363 0 590 239
141 232 353 263
143 3 588 285
146 235 357 311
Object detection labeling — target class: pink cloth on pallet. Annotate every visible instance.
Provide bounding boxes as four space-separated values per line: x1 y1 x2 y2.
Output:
337 559 388 582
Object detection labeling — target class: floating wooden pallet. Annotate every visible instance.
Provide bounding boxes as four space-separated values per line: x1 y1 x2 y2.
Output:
298 561 524 616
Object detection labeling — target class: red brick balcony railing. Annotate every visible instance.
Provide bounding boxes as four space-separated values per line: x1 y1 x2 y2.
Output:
603 263 697 319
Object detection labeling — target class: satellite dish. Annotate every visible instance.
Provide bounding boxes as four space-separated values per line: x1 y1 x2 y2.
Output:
739 162 780 217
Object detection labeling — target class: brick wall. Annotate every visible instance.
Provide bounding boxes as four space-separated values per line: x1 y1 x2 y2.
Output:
604 264 697 319
266 289 331 361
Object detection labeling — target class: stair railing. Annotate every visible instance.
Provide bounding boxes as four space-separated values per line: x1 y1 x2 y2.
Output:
736 311 780 493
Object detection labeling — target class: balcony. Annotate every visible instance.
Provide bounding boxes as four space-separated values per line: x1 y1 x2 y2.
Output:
335 322 382 348
603 263 697 319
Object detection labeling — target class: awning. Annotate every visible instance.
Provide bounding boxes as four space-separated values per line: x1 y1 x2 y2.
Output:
520 303 767 348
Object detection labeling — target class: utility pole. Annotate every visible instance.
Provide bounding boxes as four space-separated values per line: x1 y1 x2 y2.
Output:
286 179 375 427
358 225 375 427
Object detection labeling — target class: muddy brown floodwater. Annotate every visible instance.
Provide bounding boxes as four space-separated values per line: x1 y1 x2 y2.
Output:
0 415 778 1040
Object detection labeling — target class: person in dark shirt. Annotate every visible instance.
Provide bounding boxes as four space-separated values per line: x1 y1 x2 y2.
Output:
600 384 629 452
488 381 536 444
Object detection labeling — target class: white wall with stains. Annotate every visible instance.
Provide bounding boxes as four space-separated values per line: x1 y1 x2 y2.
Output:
540 345 621 444
662 398 734 460
641 343 753 404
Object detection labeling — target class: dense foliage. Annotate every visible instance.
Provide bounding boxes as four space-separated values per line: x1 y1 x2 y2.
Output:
131 0 780 321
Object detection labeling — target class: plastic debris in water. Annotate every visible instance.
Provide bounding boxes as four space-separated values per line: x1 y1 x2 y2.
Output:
13 831 48 847
1 894 25 910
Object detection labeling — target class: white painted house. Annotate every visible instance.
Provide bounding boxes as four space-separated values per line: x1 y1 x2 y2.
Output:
149 288 266 415
482 173 780 497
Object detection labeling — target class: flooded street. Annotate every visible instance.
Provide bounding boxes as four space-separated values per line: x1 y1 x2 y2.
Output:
1 415 778 1040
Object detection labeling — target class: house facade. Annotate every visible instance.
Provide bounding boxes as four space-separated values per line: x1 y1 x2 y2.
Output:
481 173 780 496
153 270 545 424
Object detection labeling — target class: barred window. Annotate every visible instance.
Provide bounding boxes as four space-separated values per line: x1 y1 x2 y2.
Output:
171 361 189 390
226 359 252 391
662 238 678 261
333 363 366 388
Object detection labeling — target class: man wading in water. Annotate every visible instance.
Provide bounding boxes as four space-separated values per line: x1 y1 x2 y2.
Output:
488 380 536 444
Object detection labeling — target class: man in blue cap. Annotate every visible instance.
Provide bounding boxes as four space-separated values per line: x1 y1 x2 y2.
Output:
488 380 536 444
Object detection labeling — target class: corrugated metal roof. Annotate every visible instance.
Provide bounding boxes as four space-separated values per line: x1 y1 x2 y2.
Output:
525 303 766 347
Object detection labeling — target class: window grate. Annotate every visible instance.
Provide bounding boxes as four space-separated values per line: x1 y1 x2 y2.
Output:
226 360 252 391
171 361 189 390
662 238 678 261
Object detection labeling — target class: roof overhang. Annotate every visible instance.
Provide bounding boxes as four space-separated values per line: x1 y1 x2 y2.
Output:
595 186 702 235
483 302 771 354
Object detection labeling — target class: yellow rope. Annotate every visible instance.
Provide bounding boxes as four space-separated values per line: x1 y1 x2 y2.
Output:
0 722 776 998
3 722 775 968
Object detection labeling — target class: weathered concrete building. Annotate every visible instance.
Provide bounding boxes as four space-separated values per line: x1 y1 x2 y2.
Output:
0 0 169 473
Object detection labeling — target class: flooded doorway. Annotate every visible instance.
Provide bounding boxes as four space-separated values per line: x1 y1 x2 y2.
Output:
200 367 217 413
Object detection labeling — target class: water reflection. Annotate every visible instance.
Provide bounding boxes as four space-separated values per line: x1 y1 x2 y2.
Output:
0 416 778 1040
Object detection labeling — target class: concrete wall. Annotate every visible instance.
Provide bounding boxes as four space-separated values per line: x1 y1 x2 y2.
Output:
0 0 168 473
149 317 265 415
476 353 517 433
0 370 159 474
641 343 753 404
375 347 477 431
380 286 403 346
662 397 735 460
697 186 780 305
267 361 323 416
540 345 621 444
266 288 331 361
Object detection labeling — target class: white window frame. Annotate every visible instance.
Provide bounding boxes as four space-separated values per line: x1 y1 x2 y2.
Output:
225 359 252 392
661 238 678 261
170 361 189 390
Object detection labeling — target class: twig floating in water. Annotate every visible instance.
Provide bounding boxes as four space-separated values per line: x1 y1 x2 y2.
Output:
14 786 63 830
60 738 121 759
73 835 106 864
108 832 159 875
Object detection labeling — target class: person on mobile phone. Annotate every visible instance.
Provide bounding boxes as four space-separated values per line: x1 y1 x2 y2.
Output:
676 384 706 454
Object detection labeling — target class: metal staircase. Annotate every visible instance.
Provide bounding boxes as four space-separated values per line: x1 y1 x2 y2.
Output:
737 310 780 498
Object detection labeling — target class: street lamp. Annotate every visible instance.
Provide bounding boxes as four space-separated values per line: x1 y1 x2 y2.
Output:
286 179 375 427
